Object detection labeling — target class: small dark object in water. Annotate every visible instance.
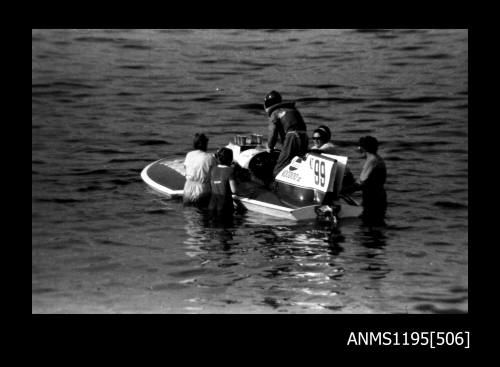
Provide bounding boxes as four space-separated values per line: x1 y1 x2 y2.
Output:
315 205 340 226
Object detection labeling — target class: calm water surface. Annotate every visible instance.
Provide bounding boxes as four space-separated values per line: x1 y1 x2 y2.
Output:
32 29 468 313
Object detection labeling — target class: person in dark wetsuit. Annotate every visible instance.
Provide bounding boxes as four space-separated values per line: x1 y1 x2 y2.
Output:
342 136 387 225
263 90 309 177
208 147 237 222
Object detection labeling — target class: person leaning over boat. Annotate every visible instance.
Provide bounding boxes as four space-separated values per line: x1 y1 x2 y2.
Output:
208 147 237 222
309 125 335 154
342 136 387 225
183 133 216 207
263 90 309 177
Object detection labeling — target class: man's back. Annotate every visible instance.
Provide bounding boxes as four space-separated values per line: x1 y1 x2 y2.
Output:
269 104 307 135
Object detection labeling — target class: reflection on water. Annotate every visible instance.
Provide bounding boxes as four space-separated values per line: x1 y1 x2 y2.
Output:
354 226 391 282
170 203 466 313
176 205 401 312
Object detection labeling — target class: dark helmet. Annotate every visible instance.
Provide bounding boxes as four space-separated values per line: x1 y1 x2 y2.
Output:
359 136 379 154
215 147 233 166
264 90 282 110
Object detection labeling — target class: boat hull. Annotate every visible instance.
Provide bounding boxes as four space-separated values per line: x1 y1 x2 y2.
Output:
141 157 362 221
233 195 362 221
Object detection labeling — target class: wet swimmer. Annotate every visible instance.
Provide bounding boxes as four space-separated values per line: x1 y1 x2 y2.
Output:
183 133 217 207
309 125 335 154
342 136 387 225
263 90 309 177
208 147 237 222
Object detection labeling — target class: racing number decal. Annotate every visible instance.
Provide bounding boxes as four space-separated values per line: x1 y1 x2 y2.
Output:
312 159 326 187
320 161 325 186
278 155 332 192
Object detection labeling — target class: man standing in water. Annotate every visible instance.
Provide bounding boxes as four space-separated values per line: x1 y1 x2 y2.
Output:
343 136 387 225
263 91 309 177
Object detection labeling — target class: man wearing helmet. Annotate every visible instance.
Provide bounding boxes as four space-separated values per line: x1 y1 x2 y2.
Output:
263 90 309 177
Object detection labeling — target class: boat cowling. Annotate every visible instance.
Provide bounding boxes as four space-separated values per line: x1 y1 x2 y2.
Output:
227 144 277 185
274 153 342 207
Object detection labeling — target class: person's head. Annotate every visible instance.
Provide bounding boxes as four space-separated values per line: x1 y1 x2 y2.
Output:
312 125 331 146
215 147 233 166
264 90 282 115
193 133 209 151
358 135 379 154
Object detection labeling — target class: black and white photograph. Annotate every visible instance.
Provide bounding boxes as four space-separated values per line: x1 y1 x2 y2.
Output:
32 29 468 316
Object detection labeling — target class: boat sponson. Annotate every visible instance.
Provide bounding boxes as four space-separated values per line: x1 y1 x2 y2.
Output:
141 159 185 196
147 160 185 190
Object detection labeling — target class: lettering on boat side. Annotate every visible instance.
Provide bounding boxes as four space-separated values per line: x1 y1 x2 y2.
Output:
280 170 301 182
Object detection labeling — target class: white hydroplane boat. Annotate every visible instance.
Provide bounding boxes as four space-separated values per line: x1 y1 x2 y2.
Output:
141 135 362 222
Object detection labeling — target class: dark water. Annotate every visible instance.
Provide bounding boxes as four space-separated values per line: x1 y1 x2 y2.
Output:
32 29 468 313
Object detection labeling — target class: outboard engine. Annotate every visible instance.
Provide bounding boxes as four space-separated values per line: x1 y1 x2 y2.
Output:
247 151 278 185
230 146 277 185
